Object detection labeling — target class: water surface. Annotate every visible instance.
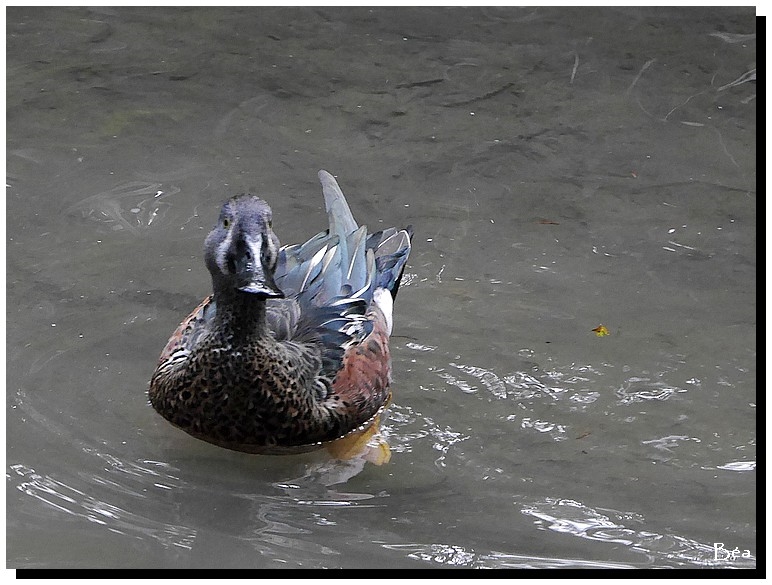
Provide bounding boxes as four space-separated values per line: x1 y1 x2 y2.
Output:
7 7 756 569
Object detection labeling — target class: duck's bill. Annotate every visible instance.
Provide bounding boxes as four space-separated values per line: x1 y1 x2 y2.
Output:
238 280 284 297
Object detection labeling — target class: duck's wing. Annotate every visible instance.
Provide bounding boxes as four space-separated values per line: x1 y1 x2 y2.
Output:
272 170 412 376
273 237 372 374
367 225 413 299
154 295 216 373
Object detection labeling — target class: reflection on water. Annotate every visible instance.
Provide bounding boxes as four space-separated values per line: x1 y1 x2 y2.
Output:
383 404 470 469
615 377 685 404
9 463 197 551
519 497 756 569
8 272 756 568
381 542 637 569
7 334 756 568
13 441 753 569
715 461 756 472
65 181 179 235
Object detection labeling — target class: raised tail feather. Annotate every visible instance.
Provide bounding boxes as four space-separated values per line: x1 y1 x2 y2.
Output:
320 170 412 300
319 170 358 239
275 171 412 305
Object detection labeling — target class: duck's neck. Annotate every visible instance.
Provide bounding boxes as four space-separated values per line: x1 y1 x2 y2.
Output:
212 287 269 342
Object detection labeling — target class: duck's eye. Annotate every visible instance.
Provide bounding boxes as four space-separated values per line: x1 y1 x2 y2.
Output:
222 218 231 228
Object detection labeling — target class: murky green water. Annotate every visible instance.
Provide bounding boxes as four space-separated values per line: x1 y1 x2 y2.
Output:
7 7 756 569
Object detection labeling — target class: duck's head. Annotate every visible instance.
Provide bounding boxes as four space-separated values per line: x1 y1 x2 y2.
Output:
204 194 284 298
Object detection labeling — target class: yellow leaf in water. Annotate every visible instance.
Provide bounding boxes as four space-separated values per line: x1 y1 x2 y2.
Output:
592 324 610 337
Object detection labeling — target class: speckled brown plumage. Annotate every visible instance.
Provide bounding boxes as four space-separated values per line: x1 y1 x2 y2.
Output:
149 171 411 454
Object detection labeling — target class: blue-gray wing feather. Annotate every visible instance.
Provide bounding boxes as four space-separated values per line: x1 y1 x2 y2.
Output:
268 171 411 374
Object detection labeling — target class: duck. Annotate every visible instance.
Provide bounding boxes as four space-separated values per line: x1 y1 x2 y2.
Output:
149 170 413 455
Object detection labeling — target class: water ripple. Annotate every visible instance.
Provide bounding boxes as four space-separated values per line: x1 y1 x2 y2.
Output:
381 542 636 569
715 461 756 472
519 496 755 568
8 463 197 550
615 377 685 404
449 362 507 398
517 416 567 441
65 181 179 235
383 404 469 468
424 353 607 405
642 434 697 448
